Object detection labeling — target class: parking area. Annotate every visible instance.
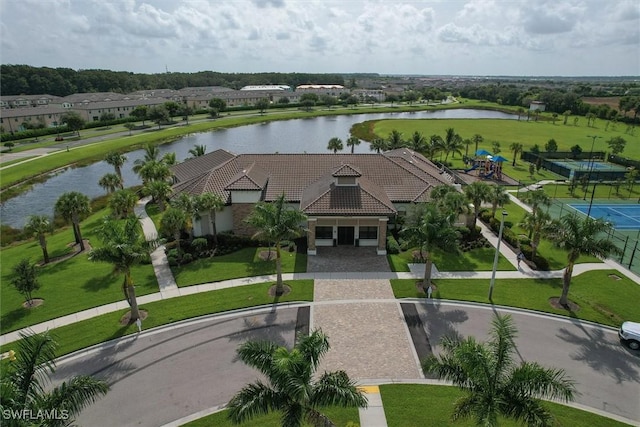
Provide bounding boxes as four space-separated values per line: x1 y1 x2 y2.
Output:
307 247 391 273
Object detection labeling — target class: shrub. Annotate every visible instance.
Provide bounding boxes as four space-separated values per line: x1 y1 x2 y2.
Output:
181 253 193 264
386 235 401 254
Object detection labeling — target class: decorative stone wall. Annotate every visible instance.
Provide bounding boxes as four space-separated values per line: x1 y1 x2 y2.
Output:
307 219 316 251
377 218 387 251
231 203 257 236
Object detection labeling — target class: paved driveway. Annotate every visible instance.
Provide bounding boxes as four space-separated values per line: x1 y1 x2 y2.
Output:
307 247 391 272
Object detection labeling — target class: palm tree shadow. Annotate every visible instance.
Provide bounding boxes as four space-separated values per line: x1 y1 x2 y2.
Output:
1 306 31 331
423 299 469 347
556 324 640 384
228 311 297 363
81 273 114 292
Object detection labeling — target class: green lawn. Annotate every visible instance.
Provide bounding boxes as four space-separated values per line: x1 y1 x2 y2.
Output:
172 247 307 287
0 280 314 358
182 406 359 427
380 384 630 427
390 269 640 327
387 246 515 272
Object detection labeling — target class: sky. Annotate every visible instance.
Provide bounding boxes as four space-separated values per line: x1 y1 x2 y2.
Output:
1 0 639 77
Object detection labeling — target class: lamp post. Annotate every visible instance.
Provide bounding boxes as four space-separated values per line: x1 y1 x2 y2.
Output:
585 134 601 179
587 180 602 218
488 211 508 301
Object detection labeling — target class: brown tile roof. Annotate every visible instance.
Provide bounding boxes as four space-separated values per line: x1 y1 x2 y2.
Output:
171 149 236 182
224 162 269 190
331 163 362 177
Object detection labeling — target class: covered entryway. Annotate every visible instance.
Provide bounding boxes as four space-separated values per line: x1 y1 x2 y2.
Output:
337 226 354 245
306 247 391 273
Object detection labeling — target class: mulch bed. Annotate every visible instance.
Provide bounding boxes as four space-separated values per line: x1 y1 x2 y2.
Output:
268 284 291 297
548 297 580 312
38 240 92 266
22 298 44 309
415 281 437 294
119 310 149 326
258 249 277 261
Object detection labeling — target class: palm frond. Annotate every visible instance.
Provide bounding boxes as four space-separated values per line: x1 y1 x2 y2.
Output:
13 331 57 404
310 371 367 408
237 340 279 377
39 376 108 426
227 381 282 424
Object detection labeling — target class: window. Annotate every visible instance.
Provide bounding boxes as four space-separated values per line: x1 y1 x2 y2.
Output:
337 176 356 186
316 226 333 239
359 226 377 239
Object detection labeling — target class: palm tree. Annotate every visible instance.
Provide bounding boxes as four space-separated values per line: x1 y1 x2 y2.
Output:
426 134 444 160
143 180 172 211
104 151 127 185
519 210 552 259
227 329 367 427
522 189 551 238
245 193 307 295
463 138 472 158
423 313 575 427
369 137 388 153
510 142 524 166
25 215 52 264
171 193 197 239
132 144 161 176
55 191 91 251
98 173 123 194
489 185 510 217
464 181 491 228
109 189 138 219
161 207 187 251
442 132 464 162
137 161 171 184
472 133 484 154
346 136 360 153
387 129 405 149
408 131 426 152
0 331 109 425
188 144 207 158
545 215 620 307
89 215 155 322
194 192 225 246
327 137 343 154
162 152 177 166
401 203 460 288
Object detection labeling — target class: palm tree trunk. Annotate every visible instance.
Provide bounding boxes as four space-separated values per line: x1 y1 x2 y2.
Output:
73 215 86 251
275 243 283 295
124 272 140 322
39 235 50 264
423 253 433 287
211 212 218 247
559 262 574 306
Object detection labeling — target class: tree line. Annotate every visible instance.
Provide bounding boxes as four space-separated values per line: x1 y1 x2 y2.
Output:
0 64 345 97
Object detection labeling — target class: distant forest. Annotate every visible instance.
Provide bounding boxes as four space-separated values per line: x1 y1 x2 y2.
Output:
0 65 346 97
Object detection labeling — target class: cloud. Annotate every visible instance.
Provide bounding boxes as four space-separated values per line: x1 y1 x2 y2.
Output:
520 1 584 35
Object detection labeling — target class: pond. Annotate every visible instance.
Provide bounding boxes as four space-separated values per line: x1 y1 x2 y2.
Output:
1 109 515 228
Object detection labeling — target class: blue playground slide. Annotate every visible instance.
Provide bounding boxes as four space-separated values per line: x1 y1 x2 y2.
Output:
484 171 494 179
465 164 479 173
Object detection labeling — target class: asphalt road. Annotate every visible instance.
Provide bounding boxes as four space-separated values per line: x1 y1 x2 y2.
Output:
50 302 640 427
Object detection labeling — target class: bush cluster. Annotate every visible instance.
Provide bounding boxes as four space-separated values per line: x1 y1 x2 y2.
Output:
386 235 401 254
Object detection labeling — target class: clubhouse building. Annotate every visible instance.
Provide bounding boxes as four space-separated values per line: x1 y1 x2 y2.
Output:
171 148 452 255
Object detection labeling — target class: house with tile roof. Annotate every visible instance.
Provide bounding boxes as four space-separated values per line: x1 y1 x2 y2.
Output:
171 148 452 255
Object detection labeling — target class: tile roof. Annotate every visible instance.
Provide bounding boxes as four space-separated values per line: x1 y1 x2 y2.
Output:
224 162 269 191
331 163 362 177
171 149 236 183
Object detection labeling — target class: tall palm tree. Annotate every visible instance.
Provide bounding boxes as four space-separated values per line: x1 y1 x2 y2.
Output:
519 210 552 259
171 193 196 239
326 137 343 154
510 142 524 166
188 144 207 158
132 144 161 176
194 192 225 246
160 207 187 251
89 215 155 322
423 313 575 427
0 331 108 426
522 189 551 238
387 129 404 149
25 215 52 264
245 193 307 295
489 185 510 217
137 161 171 184
463 138 472 158
162 152 177 166
472 133 484 154
228 329 367 427
464 181 491 228
369 137 388 153
346 136 360 153
426 134 444 160
401 203 460 288
545 215 620 307
98 173 123 194
408 131 426 152
109 189 138 219
104 151 127 185
143 180 172 211
443 133 464 162
55 191 91 252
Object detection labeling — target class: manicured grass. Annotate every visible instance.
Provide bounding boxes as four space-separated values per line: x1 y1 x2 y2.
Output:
390 269 640 327
182 406 359 427
172 247 307 287
387 246 515 272
0 280 313 357
380 384 630 427
0 209 157 334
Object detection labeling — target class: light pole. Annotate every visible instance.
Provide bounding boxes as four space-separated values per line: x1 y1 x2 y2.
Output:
488 211 508 301
585 134 601 179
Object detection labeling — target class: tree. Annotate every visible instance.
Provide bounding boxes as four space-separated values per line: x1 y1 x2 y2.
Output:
209 98 227 117
522 189 551 238
407 131 426 152
123 122 135 136
194 192 225 246
99 112 116 122
143 180 172 211
570 144 582 159
327 137 343 154
109 189 138 219
401 203 460 287
492 141 501 154
164 101 181 121
89 215 155 322
489 185 510 217
60 111 85 136
227 329 367 427
625 168 638 192
319 94 337 109
463 138 472 158
0 331 108 425
245 193 307 295
544 138 558 153
563 110 571 125
369 138 388 153
105 151 127 185
180 103 194 125
509 142 523 166
552 112 558 124
130 105 148 125
98 173 122 194
346 136 360 154
472 134 484 154
464 181 492 227
520 209 552 259
546 216 620 307
607 136 626 156
148 105 169 130
423 313 575 427
161 207 187 251
387 129 405 149
441 128 463 162
516 107 524 120
188 144 207 158
11 258 40 306
55 191 91 251
25 215 52 264
256 98 270 114
385 94 399 105
171 192 197 239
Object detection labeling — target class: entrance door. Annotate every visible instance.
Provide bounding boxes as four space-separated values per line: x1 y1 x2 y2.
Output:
337 226 355 245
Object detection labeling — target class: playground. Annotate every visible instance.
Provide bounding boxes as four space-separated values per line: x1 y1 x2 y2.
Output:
460 149 518 185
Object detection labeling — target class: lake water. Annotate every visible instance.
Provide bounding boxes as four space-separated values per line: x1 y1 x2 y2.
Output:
1 109 515 228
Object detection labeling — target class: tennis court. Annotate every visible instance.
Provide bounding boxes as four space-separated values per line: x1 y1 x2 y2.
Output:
569 203 640 230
